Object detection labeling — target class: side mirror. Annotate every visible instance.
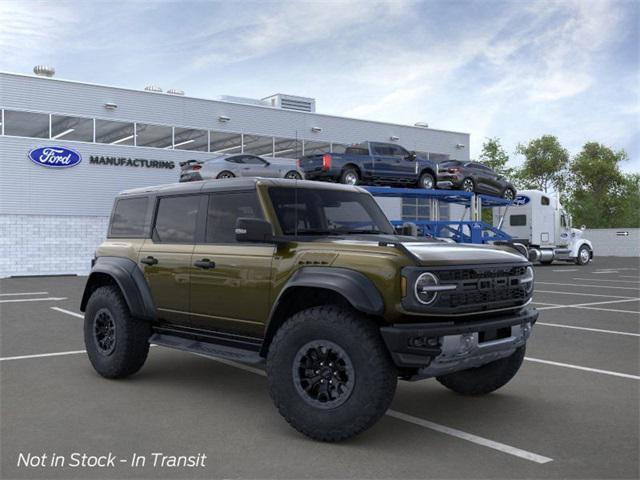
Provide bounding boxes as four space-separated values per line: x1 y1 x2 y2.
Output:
395 222 417 236
581 225 586 231
235 218 274 243
407 151 417 161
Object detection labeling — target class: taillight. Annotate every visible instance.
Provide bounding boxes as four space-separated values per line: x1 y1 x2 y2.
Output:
448 167 460 173
322 154 332 171
192 165 202 171
296 159 301 168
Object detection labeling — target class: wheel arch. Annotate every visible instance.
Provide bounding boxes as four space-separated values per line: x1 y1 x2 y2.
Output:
260 267 385 356
419 167 436 179
80 256 156 321
342 163 362 176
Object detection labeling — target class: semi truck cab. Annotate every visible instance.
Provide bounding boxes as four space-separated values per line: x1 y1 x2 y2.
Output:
493 189 594 265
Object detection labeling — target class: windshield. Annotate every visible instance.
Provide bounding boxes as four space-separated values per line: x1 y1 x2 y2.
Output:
268 187 395 236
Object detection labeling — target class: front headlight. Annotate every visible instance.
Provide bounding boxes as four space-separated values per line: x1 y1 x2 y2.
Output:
521 266 534 294
414 272 442 305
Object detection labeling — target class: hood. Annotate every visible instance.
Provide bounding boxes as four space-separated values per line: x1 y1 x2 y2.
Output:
401 242 527 266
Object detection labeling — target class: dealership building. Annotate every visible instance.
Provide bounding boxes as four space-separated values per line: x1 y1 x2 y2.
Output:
0 69 470 277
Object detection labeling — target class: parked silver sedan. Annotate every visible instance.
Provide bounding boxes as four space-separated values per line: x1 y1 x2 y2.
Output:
179 154 304 182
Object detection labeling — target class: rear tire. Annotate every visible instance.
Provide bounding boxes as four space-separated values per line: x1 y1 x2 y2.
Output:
216 171 235 179
84 286 150 379
284 170 302 180
503 188 516 201
339 168 359 185
267 305 397 442
436 346 525 395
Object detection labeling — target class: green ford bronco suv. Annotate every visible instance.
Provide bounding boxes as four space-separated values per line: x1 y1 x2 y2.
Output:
81 178 537 441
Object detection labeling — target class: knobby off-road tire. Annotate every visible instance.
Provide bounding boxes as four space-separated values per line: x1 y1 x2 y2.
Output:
84 286 151 379
267 305 397 442
436 346 526 395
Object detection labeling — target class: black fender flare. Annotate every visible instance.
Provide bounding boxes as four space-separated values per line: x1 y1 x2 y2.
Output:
80 257 156 321
261 267 384 355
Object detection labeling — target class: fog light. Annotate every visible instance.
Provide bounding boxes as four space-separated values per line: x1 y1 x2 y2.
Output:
408 336 439 348
459 334 474 354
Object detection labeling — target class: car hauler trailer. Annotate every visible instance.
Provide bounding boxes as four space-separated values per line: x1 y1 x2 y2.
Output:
492 190 593 265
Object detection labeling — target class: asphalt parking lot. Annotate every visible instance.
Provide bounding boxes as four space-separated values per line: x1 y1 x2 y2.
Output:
1 256 638 479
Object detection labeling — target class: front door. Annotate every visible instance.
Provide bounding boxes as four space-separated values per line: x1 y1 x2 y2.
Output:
238 155 275 177
190 190 274 336
138 194 203 324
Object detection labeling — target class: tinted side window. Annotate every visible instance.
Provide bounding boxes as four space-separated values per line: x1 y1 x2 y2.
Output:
510 215 527 226
390 145 409 157
241 156 266 165
110 197 149 237
541 196 550 205
206 192 263 243
154 195 200 243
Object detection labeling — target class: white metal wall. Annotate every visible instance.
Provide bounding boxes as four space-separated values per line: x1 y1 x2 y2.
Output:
584 228 640 257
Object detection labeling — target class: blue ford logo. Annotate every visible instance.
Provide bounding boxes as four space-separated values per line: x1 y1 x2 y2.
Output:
513 195 530 206
28 146 82 168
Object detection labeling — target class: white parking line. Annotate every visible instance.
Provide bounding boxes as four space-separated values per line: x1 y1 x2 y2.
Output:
0 291 49 296
195 354 553 464
536 322 640 337
552 269 579 272
51 307 84 318
535 290 637 299
574 306 640 315
535 298 640 311
537 282 639 291
592 271 619 274
0 350 86 362
385 410 553 464
620 275 640 279
525 357 640 380
0 297 67 304
573 278 640 284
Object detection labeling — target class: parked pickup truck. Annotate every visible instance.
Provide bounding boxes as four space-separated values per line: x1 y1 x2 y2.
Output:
298 141 439 189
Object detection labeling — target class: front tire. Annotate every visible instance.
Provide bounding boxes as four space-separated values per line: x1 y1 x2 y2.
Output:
436 346 525 395
84 286 150 379
503 188 516 201
461 177 475 192
216 171 235 179
267 305 397 442
284 170 302 180
576 245 591 265
418 172 435 189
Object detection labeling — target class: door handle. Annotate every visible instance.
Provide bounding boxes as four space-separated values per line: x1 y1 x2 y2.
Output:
141 256 158 266
194 259 216 269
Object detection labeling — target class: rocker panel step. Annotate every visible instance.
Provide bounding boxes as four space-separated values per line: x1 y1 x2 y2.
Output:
150 333 264 364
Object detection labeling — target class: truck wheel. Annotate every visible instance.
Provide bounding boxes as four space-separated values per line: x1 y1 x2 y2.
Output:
340 168 359 185
418 172 435 189
84 286 151 379
436 346 525 395
576 245 591 265
267 305 397 442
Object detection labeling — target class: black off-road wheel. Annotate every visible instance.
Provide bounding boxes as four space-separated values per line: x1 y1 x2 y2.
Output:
84 286 151 379
266 305 397 442
339 168 359 185
436 346 525 395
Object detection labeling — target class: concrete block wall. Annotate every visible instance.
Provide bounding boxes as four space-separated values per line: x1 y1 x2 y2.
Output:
0 215 108 277
584 228 640 257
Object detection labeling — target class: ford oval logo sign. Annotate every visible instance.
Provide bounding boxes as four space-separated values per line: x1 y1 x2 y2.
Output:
513 195 530 206
28 146 82 168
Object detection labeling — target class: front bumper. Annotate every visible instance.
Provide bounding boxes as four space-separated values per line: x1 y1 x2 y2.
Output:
380 307 538 379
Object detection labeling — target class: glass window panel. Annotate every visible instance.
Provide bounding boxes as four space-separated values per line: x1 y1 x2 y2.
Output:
136 123 172 148
303 140 331 156
51 114 93 142
174 127 208 151
109 197 149 237
4 110 49 138
273 137 302 159
331 143 348 154
243 134 274 156
154 195 200 244
210 131 243 154
95 119 135 145
206 191 263 243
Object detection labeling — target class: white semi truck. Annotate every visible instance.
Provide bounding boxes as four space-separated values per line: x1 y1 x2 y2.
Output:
493 189 594 265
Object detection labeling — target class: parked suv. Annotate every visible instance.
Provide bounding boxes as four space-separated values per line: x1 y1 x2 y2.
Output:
437 160 516 199
81 178 537 441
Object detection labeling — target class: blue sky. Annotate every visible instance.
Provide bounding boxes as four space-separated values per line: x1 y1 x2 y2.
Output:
1 0 638 172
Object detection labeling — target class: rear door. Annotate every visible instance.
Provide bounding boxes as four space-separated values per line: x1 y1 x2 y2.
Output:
189 190 274 335
138 194 203 324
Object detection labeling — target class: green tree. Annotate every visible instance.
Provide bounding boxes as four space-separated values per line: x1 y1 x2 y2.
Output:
515 135 569 193
565 142 638 228
479 137 513 176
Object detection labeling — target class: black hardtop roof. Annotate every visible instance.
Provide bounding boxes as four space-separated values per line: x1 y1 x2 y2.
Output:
116 177 366 198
